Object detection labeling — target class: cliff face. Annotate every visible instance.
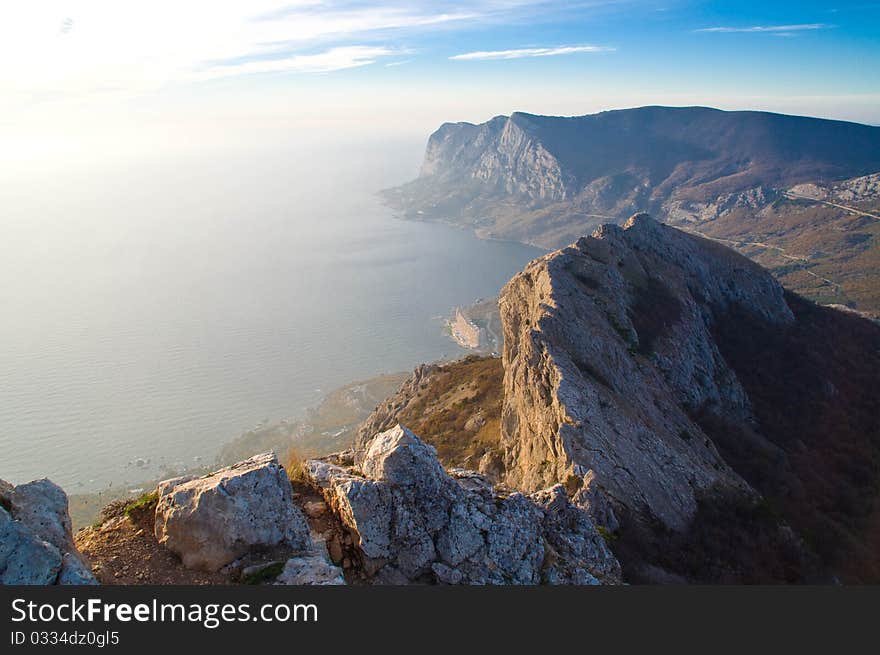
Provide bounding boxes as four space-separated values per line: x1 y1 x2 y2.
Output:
422 115 571 202
499 213 792 531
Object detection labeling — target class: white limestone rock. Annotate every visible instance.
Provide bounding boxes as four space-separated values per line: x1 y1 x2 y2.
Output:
154 452 310 572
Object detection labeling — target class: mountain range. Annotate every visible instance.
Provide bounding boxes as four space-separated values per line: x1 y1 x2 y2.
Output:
384 106 880 315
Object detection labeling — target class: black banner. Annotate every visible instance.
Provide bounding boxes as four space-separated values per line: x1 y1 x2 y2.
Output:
1 585 877 651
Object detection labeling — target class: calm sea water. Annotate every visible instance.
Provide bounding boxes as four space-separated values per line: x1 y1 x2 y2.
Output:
0 139 543 492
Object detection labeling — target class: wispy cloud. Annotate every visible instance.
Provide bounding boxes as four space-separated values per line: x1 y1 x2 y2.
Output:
695 23 833 34
196 46 399 79
450 45 613 60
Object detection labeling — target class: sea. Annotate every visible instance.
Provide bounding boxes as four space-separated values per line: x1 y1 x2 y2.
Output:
0 137 543 492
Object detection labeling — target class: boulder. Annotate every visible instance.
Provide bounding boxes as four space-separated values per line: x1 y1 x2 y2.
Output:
0 506 61 585
307 425 620 585
7 479 77 553
155 452 310 571
0 478 97 585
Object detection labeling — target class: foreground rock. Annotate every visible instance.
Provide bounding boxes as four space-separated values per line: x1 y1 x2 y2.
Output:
1 478 97 585
308 425 620 585
154 453 310 572
275 532 345 586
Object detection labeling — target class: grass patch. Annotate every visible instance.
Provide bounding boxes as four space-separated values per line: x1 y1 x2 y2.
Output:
283 449 310 486
242 562 285 585
123 491 158 522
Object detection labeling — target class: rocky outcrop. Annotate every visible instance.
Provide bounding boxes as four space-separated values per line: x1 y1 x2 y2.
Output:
308 425 620 585
1 478 97 585
154 452 311 572
499 213 793 531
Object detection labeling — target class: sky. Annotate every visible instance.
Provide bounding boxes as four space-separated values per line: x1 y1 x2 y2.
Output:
1 1 879 168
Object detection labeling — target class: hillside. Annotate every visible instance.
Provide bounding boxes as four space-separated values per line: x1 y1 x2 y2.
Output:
384 107 880 315
355 356 505 476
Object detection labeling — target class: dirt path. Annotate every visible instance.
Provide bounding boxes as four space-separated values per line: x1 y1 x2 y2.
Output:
782 191 880 222
680 226 841 291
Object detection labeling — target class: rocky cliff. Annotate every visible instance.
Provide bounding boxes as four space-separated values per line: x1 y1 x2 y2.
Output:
66 428 619 586
498 213 779 531
497 213 880 581
388 107 880 242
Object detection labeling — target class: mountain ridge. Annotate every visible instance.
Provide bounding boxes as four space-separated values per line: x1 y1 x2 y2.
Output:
385 105 880 315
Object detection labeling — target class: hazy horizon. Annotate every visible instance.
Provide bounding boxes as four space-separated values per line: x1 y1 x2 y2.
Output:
2 1 879 174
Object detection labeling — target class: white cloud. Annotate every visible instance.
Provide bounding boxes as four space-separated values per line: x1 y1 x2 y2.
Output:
695 23 832 34
450 45 613 60
0 1 490 105
195 46 398 78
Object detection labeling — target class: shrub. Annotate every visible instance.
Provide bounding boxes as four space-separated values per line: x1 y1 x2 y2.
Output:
283 448 310 486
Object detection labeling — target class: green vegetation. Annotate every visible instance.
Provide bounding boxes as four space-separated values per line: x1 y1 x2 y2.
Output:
597 526 618 545
242 562 285 585
123 491 158 522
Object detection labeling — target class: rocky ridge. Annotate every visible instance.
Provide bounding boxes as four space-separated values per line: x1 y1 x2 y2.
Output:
352 213 880 581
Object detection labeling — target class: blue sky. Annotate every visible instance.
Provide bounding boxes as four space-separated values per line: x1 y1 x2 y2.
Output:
1 1 878 165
